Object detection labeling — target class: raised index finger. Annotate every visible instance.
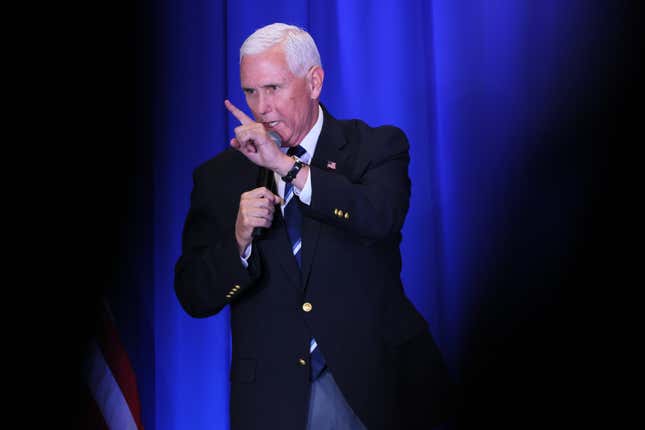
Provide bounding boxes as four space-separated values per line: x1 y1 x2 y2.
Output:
224 99 254 125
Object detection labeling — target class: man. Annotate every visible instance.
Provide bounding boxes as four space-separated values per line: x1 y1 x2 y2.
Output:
175 23 455 429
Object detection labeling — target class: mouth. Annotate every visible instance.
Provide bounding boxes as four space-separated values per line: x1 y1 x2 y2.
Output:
264 121 280 129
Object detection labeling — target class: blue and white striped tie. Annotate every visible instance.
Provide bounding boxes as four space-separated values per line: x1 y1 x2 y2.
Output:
284 145 326 380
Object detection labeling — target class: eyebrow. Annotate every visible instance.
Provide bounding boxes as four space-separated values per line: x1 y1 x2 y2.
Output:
242 83 280 91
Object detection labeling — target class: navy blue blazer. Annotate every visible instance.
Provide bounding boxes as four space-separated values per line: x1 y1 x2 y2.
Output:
175 106 455 429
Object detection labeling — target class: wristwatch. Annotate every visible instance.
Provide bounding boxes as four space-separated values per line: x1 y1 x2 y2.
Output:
281 157 305 183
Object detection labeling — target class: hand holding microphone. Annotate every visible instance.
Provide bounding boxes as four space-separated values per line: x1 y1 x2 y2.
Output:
225 100 287 250
252 131 282 238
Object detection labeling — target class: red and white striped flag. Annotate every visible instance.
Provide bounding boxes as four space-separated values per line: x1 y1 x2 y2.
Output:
83 299 144 430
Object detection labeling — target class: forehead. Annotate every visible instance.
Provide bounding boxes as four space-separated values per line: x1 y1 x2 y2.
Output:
240 45 295 87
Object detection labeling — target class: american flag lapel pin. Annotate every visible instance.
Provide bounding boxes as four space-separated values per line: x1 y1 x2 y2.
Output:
326 160 337 170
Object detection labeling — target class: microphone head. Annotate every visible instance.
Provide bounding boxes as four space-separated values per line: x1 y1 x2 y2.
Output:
267 131 282 147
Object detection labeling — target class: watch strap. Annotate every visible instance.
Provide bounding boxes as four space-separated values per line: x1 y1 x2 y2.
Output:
281 158 305 183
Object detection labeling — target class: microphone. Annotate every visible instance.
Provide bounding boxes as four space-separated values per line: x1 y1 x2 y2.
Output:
252 131 282 238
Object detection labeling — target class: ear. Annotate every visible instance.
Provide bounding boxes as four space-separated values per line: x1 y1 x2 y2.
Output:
307 66 324 100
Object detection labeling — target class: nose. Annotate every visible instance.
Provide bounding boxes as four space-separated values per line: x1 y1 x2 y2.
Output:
257 92 272 116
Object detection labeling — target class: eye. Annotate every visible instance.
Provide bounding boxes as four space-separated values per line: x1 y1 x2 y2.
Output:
266 85 278 92
243 88 255 95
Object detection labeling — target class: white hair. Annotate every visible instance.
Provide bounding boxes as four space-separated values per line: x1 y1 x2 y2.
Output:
240 23 321 77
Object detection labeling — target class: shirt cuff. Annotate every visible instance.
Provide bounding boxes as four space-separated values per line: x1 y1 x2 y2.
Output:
240 243 252 268
293 168 312 205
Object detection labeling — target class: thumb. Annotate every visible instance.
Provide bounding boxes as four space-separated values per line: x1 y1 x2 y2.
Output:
273 193 284 205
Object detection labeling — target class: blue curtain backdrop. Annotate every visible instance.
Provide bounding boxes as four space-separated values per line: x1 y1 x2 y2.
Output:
104 0 623 428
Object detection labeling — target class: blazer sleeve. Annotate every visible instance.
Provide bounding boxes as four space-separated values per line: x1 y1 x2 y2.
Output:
301 126 411 240
174 164 261 318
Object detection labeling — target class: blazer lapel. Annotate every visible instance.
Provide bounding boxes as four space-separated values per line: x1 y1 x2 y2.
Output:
301 107 348 289
256 174 302 288
258 213 301 287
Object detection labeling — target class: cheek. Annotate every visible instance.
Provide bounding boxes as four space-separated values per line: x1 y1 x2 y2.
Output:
276 99 294 122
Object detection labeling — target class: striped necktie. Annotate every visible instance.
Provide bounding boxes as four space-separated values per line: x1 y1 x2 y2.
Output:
283 145 306 266
283 145 327 380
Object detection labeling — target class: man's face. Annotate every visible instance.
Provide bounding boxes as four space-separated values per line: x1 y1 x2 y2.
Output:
240 44 320 147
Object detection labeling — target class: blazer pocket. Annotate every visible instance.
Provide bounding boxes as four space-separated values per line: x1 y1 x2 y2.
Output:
230 358 256 383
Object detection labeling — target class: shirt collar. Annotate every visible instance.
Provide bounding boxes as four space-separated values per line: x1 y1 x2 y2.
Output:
280 104 324 163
